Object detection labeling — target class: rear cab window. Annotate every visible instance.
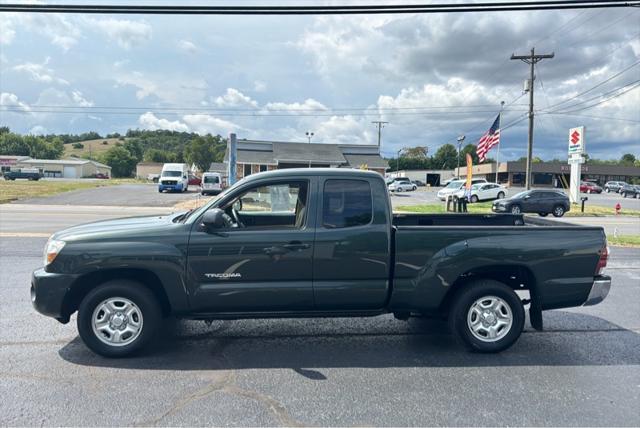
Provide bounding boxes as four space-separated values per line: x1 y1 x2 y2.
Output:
322 179 372 228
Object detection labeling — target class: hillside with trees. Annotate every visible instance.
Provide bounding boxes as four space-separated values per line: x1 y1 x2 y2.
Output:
0 128 226 177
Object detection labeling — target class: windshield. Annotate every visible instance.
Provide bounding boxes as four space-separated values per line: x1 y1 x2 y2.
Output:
445 180 464 189
204 175 220 184
511 191 530 199
162 171 182 177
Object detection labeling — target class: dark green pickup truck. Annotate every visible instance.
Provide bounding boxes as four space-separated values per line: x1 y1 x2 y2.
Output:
32 169 611 357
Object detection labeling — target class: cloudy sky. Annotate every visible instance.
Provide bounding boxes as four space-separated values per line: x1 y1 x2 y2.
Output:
1 1 639 160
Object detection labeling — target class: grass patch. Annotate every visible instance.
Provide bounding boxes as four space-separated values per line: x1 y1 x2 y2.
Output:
395 202 640 217
64 138 127 158
0 179 141 204
608 235 640 248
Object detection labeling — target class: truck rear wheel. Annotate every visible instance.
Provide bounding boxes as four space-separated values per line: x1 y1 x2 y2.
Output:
448 280 524 353
77 280 162 357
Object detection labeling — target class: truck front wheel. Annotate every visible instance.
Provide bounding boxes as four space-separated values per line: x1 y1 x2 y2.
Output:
77 280 162 358
448 280 524 353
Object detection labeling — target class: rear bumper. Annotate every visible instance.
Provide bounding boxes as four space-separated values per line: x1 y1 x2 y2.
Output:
31 268 78 323
582 275 611 306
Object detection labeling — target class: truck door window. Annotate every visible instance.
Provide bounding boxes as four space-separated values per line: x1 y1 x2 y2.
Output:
323 179 372 229
226 181 308 229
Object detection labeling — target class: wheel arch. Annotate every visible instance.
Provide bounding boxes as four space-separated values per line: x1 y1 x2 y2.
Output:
62 268 172 319
438 264 542 329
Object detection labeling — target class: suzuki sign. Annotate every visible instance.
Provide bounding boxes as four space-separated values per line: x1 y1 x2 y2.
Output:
568 126 585 156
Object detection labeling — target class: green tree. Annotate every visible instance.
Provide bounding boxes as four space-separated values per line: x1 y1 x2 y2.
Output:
403 146 429 159
621 153 636 165
101 146 136 177
0 132 30 155
432 144 458 169
460 143 479 165
184 136 217 172
123 139 144 161
143 148 177 163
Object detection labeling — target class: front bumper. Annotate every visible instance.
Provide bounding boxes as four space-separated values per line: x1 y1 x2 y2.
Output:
159 183 184 192
492 204 507 212
31 268 78 323
582 275 611 306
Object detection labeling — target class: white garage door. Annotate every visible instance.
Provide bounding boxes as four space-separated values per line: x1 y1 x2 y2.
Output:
63 166 77 178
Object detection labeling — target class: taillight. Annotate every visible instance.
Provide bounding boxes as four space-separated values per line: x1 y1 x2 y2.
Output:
596 244 609 275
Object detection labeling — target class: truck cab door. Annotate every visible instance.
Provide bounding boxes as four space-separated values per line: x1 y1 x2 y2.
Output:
186 178 316 313
312 177 392 310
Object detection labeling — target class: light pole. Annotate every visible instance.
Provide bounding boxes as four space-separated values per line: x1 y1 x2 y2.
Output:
396 148 404 175
305 131 314 144
456 135 465 178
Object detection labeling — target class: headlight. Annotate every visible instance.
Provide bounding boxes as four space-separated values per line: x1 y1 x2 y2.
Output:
43 238 65 266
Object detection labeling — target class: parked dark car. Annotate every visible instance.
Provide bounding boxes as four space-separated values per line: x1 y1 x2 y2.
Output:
412 179 426 187
492 189 570 217
3 169 43 181
32 169 609 357
620 184 640 198
580 181 602 194
92 173 110 179
604 181 626 193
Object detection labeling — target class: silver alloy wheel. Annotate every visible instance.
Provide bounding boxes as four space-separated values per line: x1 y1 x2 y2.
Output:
554 206 564 216
91 297 143 347
466 296 513 342
511 206 521 214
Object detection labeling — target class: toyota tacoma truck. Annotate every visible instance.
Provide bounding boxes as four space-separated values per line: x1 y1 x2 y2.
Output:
32 169 611 357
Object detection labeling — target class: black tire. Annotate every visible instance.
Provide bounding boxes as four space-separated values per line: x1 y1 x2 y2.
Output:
497 191 505 199
510 205 521 215
448 279 525 353
470 195 479 203
77 280 162 358
552 205 565 217
605 188 610 193
158 189 163 193
538 212 548 217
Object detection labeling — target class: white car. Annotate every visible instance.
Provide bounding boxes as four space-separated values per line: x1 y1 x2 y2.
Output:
388 181 417 192
437 178 488 200
453 182 507 203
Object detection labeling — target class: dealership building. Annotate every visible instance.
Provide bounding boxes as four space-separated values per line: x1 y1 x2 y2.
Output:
224 139 388 180
453 161 640 187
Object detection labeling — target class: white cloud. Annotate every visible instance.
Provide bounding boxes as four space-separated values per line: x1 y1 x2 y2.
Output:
265 98 329 113
13 58 69 85
183 114 244 135
0 92 31 112
0 12 80 50
214 88 258 108
315 115 370 145
28 125 48 135
90 18 152 49
71 91 94 107
114 70 207 104
177 39 198 54
253 80 267 92
138 112 190 132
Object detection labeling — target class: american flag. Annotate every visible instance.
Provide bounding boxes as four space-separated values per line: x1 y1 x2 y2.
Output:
476 114 501 163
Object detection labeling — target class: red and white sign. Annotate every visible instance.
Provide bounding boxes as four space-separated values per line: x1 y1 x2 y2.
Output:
568 126 585 156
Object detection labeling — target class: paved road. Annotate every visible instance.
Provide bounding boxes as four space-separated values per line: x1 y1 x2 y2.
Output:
1 217 639 425
18 184 202 207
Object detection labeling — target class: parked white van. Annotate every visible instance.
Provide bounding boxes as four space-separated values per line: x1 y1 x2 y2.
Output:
158 163 189 193
201 172 223 195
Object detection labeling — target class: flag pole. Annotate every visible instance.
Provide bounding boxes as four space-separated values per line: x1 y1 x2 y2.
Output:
495 101 505 183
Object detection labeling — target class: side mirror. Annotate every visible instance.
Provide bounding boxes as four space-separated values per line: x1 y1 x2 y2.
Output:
524 195 531 199
202 208 225 230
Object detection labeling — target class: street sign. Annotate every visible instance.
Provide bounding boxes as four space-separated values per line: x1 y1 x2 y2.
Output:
568 126 585 156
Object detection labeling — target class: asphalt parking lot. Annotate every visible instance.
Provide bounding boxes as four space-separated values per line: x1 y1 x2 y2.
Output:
18 183 200 207
392 185 640 211
1 209 639 426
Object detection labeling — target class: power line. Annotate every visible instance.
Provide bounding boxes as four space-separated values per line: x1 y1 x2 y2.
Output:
1 1 638 14
540 112 640 122
552 80 640 113
543 59 640 110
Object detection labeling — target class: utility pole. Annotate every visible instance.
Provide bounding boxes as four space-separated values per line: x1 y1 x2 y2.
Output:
511 47 554 189
372 121 388 152
456 135 465 178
